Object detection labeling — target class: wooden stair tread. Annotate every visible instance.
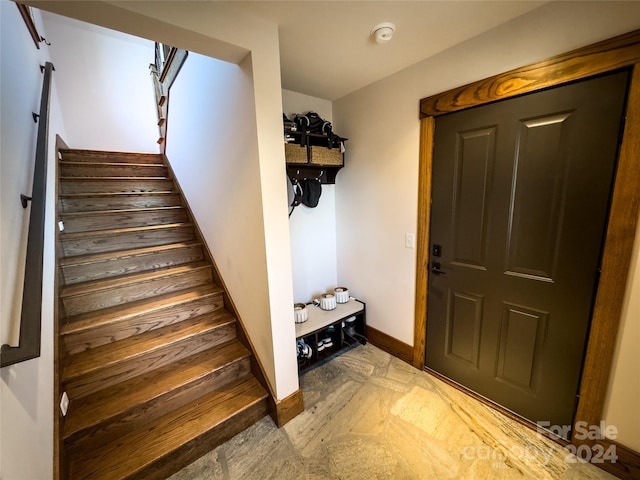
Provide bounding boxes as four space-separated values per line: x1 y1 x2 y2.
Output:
59 163 168 179
60 224 195 258
61 284 223 336
59 207 188 236
63 311 236 382
59 178 175 196
60 149 161 159
59 241 202 267
60 205 183 219
61 260 210 299
61 261 210 298
64 340 250 440
59 151 164 166
61 222 193 241
68 375 267 480
59 192 182 214
59 191 176 198
60 161 165 168
60 176 170 181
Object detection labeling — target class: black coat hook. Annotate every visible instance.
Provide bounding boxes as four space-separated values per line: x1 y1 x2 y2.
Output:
20 194 32 209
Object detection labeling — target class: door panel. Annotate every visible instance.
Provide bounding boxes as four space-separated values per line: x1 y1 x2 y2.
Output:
452 127 496 269
426 71 629 433
506 113 572 281
495 303 548 393
445 290 483 369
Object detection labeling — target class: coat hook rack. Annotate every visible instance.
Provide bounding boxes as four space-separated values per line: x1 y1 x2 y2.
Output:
286 165 339 185
20 194 32 209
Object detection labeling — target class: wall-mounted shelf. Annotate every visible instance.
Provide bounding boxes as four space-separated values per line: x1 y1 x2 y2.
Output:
285 132 347 185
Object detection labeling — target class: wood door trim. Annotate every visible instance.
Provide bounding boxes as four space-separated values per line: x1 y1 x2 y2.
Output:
413 117 433 368
574 64 640 443
420 29 640 118
415 29 640 458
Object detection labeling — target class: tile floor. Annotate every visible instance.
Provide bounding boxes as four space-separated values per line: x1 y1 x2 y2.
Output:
169 344 616 479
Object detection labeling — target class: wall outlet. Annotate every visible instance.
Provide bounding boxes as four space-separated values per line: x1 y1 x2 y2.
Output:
405 233 416 249
60 391 69 416
58 220 64 232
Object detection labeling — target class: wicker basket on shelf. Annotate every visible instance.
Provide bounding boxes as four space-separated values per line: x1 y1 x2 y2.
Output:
284 143 308 164
310 146 343 166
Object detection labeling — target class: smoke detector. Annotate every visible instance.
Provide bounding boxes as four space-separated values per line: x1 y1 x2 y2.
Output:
371 22 396 44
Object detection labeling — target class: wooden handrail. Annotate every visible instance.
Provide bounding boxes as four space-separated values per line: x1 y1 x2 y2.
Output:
149 43 188 153
1 62 54 367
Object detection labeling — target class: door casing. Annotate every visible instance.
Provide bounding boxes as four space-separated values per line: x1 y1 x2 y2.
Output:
414 29 640 449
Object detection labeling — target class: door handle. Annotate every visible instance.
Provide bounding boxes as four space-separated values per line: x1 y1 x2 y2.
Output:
431 262 447 275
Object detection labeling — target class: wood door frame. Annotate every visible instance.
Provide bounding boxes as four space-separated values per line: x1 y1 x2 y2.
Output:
414 29 640 447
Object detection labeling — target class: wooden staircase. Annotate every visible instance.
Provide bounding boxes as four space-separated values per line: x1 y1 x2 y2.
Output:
56 149 268 480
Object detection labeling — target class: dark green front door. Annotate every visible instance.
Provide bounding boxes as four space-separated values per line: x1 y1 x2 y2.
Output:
426 71 629 433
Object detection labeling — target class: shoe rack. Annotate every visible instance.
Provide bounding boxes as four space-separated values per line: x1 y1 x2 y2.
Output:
295 299 367 373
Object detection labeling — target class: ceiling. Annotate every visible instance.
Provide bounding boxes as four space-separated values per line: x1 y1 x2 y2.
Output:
226 1 548 100
33 1 548 101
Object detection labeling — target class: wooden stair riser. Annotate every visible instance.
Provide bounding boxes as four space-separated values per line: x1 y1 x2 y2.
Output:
60 207 187 233
65 355 251 448
60 162 168 178
60 243 204 285
60 150 163 164
63 293 225 355
63 322 237 399
68 377 268 480
60 178 174 195
62 266 213 316
61 225 195 256
59 193 182 213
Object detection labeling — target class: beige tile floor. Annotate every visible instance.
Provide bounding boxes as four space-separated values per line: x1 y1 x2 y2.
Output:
169 344 617 479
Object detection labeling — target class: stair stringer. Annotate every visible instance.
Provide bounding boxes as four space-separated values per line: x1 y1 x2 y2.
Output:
160 154 282 409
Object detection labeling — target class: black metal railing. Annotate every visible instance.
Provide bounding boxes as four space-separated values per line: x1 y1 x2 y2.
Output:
1 62 54 367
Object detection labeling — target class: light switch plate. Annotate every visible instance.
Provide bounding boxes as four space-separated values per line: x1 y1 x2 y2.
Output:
405 233 415 249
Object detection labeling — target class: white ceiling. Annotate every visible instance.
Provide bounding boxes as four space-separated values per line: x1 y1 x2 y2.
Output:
226 1 548 100
33 1 548 101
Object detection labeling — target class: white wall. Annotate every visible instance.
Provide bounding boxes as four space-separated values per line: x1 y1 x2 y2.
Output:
282 89 332 125
1 8 41 348
602 211 640 452
39 11 158 152
1 3 67 478
333 0 640 448
165 52 276 393
166 51 298 400
282 90 338 303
